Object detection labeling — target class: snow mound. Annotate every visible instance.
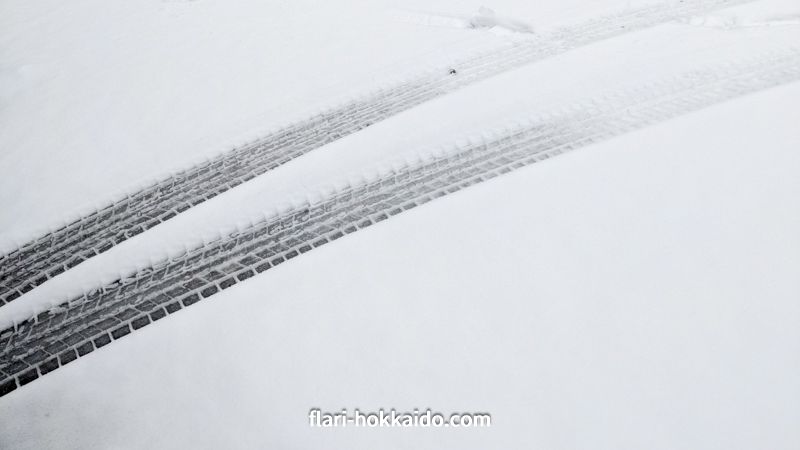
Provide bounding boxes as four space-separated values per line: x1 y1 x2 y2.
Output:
388 6 534 34
687 13 800 27
683 1 800 29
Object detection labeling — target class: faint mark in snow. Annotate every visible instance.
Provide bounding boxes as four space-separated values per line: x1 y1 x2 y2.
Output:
0 66 25 104
388 6 534 35
682 13 800 28
159 0 202 18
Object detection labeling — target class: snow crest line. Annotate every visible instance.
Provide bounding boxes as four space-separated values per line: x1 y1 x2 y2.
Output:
0 0 753 306
1 48 798 398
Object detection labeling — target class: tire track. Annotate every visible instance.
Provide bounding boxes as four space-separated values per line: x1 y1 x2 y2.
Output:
2 48 797 397
0 0 752 305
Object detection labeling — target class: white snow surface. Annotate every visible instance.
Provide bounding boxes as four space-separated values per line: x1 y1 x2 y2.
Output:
1 0 799 448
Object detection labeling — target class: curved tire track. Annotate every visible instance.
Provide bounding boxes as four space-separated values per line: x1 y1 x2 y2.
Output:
0 0 753 305
1 49 798 397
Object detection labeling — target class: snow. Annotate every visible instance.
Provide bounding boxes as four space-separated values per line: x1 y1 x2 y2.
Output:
1 0 799 448
2 85 799 448
1 13 796 328
388 6 535 34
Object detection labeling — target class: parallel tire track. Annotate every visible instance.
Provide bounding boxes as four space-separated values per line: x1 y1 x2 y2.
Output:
0 0 752 305
1 49 798 397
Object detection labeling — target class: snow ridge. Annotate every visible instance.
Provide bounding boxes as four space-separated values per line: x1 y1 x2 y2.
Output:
2 47 797 397
0 0 753 307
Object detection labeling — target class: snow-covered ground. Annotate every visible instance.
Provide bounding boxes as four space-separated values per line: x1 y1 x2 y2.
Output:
1 0 799 448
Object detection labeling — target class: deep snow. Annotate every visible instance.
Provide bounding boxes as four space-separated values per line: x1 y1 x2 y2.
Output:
1 0 799 448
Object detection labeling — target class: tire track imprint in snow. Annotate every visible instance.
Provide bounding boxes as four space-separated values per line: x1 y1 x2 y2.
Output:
1 48 798 397
0 0 753 306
